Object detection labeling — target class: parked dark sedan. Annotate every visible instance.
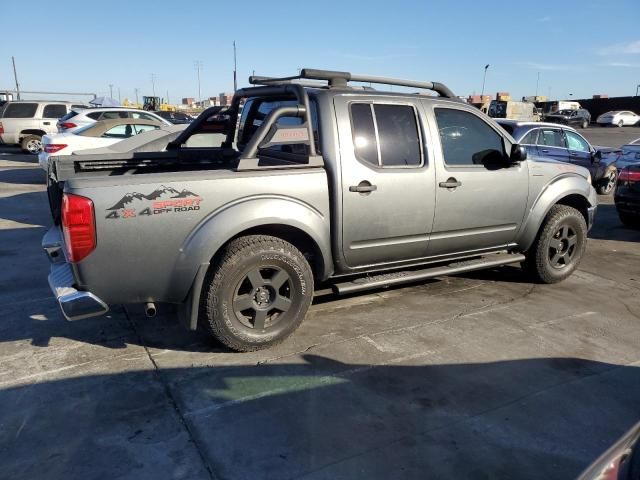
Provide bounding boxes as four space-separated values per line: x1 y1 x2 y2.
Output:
153 110 194 125
544 108 591 129
615 165 640 228
496 120 618 194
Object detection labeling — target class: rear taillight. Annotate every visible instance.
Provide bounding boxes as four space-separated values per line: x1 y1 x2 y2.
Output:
59 122 76 130
0 122 3 134
618 169 640 186
44 144 67 154
62 193 96 262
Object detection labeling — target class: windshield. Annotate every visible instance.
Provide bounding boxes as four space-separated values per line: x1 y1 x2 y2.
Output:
556 110 574 116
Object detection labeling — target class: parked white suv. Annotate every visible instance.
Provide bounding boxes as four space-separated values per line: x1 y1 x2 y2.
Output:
57 108 171 133
0 101 87 153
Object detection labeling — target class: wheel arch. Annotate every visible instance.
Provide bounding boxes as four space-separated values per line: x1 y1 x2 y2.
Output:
517 175 596 252
20 129 46 138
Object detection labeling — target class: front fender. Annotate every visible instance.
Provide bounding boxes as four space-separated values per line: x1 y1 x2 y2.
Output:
594 156 616 180
516 174 597 252
168 195 332 302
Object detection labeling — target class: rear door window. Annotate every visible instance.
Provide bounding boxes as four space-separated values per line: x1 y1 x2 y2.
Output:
133 124 159 135
130 112 159 121
520 129 538 145
100 111 128 120
2 103 38 118
349 102 423 167
102 124 133 138
537 129 566 148
43 104 68 119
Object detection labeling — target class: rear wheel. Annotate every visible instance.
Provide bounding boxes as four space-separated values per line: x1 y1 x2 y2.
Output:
581 120 589 129
21 135 43 154
524 205 587 283
596 168 617 195
201 235 314 352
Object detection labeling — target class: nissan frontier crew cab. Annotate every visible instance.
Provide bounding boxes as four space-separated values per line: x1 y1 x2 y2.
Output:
43 68 597 351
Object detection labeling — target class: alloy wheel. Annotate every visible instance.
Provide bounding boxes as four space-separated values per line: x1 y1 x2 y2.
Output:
232 266 293 330
548 224 577 269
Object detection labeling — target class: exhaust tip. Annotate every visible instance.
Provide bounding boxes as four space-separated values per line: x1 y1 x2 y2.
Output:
145 302 157 318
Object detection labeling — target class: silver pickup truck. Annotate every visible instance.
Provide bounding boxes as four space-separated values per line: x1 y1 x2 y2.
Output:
43 69 597 351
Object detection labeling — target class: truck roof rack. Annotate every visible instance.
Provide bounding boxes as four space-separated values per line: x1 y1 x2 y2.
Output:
249 68 455 98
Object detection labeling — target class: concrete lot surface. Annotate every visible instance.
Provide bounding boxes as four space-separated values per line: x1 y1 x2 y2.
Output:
1 135 639 479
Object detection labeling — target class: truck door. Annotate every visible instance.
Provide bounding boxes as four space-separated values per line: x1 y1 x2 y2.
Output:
334 96 435 267
426 104 529 256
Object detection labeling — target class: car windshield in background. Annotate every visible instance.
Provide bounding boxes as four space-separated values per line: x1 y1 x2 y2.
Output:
557 110 574 116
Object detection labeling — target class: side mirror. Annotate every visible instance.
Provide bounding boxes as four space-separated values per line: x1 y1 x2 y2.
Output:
591 149 602 164
510 144 527 162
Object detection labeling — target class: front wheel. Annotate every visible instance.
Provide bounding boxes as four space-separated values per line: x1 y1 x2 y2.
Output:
201 235 314 352
618 120 624 127
596 168 617 195
523 205 587 284
581 120 589 129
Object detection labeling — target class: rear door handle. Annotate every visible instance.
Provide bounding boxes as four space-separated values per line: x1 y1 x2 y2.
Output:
541 149 549 153
43 121 51 125
439 178 462 189
349 181 377 193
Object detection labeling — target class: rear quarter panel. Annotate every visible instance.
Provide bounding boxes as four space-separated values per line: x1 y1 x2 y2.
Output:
65 168 331 304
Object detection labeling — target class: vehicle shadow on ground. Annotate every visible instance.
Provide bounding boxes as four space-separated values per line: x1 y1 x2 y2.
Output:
588 203 640 243
0 167 46 185
1 355 639 480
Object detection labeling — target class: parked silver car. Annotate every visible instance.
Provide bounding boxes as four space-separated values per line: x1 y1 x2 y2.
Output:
56 107 171 134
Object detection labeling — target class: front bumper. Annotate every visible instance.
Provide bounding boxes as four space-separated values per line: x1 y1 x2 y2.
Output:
587 205 597 230
43 227 108 321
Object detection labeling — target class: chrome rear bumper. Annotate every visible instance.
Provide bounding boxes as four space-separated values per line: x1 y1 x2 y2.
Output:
43 227 109 321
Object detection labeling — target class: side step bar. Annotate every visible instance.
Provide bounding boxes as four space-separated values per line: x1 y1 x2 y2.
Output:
332 252 526 295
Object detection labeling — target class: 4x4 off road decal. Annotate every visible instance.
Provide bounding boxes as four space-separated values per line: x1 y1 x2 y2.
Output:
105 185 202 219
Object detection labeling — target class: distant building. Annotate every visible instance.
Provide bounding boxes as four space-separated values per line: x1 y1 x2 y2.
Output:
219 93 234 106
182 97 195 105
467 94 492 104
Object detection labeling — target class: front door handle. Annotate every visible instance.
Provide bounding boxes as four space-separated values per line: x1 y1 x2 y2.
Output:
349 181 377 194
439 177 462 189
540 149 549 153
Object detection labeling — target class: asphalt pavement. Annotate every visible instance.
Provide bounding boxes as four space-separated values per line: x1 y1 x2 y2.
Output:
0 138 639 480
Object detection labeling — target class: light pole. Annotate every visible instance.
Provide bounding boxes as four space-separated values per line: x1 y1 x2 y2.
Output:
194 61 203 102
535 72 540 98
150 73 158 97
636 84 640 96
480 64 490 98
109 84 113 99
233 41 238 92
11 56 21 100
134 87 139 106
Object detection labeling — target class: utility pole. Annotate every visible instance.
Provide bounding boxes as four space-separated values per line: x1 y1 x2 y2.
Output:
11 56 20 100
535 72 540 97
134 87 139 106
166 90 170 104
151 73 157 97
194 61 203 102
636 84 640 97
233 41 238 91
118 87 121 104
109 84 114 99
480 64 490 98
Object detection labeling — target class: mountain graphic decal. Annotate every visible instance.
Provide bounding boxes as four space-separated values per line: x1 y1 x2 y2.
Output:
107 185 200 210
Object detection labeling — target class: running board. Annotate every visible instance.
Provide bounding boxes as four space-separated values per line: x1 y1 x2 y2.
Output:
332 252 526 295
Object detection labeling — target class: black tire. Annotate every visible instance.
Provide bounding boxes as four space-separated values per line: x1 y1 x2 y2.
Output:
618 211 640 229
201 235 314 352
21 135 43 154
523 205 587 284
596 168 617 195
